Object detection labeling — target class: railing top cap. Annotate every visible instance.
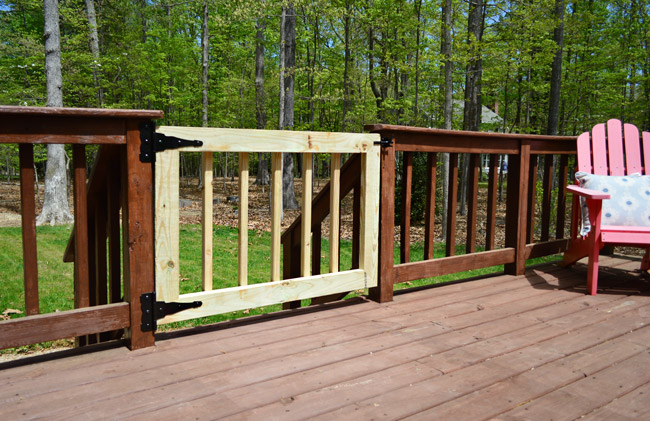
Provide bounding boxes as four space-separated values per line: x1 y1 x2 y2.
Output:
0 105 163 119
364 124 576 142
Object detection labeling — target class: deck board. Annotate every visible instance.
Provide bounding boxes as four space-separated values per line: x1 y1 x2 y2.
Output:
1 255 649 420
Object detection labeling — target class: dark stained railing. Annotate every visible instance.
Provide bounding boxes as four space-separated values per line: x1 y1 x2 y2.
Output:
0 106 162 351
365 125 577 302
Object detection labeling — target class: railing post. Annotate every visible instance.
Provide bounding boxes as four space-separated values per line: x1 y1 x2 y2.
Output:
505 140 530 275
123 119 155 350
370 139 394 303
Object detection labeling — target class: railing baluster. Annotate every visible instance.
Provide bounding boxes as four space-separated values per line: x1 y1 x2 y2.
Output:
424 152 436 260
541 155 554 241
400 152 412 263
486 154 499 251
352 182 360 270
446 153 458 257
238 152 249 286
107 171 121 304
19 144 39 316
556 154 569 239
95 196 108 307
202 152 213 291
271 152 282 281
73 144 90 309
301 153 313 277
526 154 538 243
466 153 479 254
329 153 341 273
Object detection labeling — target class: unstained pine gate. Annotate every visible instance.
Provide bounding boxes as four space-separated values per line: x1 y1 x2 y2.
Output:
150 126 380 326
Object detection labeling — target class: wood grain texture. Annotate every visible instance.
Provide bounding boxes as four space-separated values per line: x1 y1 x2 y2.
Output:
238 153 249 286
0 105 162 118
359 144 380 293
486 154 499 251
301 153 313 277
466 153 479 254
19 144 39 316
0 116 126 144
270 153 282 282
329 153 341 273
122 120 155 350
526 154 538 244
202 152 213 291
73 145 90 309
400 152 413 263
0 303 129 350
541 154 554 241
424 153 437 260
159 270 370 323
369 143 395 303
154 150 180 301
158 126 378 153
446 153 459 257
394 248 515 283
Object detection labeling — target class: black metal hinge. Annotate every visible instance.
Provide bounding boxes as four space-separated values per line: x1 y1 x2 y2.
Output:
140 292 202 332
374 136 394 148
139 121 203 163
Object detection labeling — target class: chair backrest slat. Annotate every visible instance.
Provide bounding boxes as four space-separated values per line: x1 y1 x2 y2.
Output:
607 119 625 175
576 132 592 173
623 123 642 175
591 123 608 175
644 131 650 176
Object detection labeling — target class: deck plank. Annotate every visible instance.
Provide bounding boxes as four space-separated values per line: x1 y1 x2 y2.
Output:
1 256 649 420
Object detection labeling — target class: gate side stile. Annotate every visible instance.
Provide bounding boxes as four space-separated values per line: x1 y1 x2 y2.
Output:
155 149 180 302
360 144 381 289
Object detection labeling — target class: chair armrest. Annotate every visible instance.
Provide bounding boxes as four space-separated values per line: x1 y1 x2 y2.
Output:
567 185 610 200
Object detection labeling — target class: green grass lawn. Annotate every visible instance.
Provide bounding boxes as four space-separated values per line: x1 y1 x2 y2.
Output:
0 224 560 348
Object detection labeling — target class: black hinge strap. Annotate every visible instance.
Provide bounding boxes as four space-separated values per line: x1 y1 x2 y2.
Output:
139 121 203 163
374 136 393 147
140 292 202 332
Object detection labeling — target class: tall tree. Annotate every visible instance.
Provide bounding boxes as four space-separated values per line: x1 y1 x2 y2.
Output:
279 4 299 210
459 0 484 216
254 17 269 185
547 0 565 135
201 1 209 127
84 0 102 106
440 0 453 237
38 0 73 226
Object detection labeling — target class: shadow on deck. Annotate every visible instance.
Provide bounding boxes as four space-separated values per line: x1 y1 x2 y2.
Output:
2 255 649 420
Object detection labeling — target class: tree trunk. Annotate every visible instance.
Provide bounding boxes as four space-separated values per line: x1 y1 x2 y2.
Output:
459 0 484 217
84 0 103 106
38 0 73 226
280 5 299 210
201 2 209 127
254 19 269 186
546 0 565 136
440 0 452 238
341 0 351 131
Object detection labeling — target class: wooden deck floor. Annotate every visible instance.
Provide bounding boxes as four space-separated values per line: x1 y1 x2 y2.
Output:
1 255 650 420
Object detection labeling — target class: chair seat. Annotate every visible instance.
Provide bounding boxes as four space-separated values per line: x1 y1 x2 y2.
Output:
601 225 650 245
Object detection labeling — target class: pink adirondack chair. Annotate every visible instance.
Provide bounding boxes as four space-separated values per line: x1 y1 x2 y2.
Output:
563 119 650 295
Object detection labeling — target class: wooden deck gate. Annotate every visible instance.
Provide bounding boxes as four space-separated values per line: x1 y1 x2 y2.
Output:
153 127 380 325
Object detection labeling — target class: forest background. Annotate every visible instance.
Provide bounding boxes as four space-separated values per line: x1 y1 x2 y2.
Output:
0 0 649 199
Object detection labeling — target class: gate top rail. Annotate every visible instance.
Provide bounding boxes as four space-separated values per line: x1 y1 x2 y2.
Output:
158 126 378 153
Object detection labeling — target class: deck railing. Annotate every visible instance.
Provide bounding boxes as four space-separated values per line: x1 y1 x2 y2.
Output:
0 106 162 351
365 125 577 302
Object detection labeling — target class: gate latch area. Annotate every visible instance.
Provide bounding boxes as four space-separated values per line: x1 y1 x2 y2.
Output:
140 292 202 332
139 121 203 163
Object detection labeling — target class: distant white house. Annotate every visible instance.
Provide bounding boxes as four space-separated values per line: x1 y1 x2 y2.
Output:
452 100 503 128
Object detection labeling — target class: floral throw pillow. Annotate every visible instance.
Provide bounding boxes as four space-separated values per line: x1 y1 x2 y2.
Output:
575 172 650 235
